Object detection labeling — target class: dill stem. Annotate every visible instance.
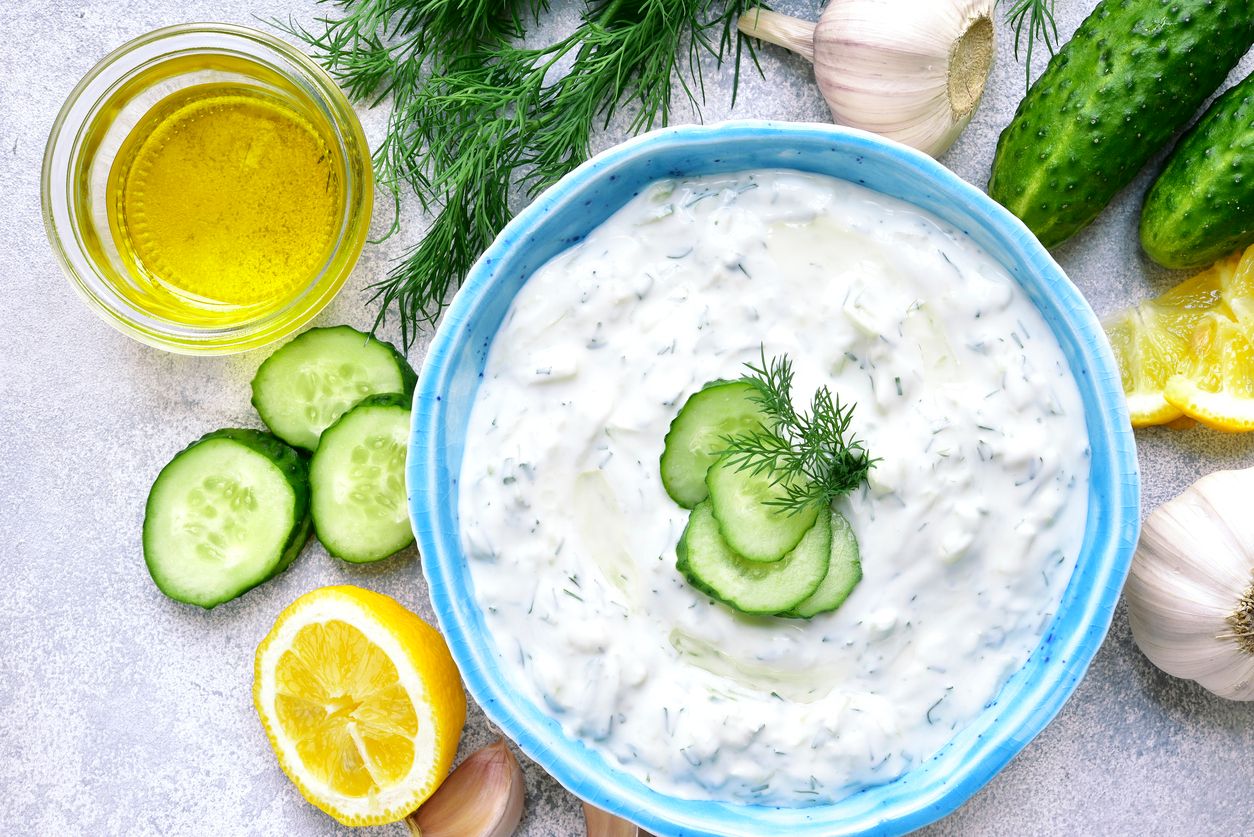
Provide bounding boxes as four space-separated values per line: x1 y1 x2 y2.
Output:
595 0 631 25
293 0 759 346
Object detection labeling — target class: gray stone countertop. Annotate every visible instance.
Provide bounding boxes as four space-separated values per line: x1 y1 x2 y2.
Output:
2 1 1251 834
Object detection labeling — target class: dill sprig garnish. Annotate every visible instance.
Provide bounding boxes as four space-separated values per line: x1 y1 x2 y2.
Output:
285 0 758 347
1002 0 1059 90
718 352 876 516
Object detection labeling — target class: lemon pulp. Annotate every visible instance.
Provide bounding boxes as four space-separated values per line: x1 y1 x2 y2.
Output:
254 586 466 826
1104 247 1254 431
274 619 419 796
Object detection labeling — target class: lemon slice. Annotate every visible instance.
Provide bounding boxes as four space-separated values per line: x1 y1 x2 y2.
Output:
254 586 466 825
1164 312 1254 432
1102 249 1244 427
1220 247 1254 329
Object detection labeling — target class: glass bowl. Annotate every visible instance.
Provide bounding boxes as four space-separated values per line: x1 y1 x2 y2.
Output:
41 23 372 355
408 121 1141 836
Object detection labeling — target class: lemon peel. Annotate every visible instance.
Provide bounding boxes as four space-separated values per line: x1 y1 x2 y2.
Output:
253 586 466 826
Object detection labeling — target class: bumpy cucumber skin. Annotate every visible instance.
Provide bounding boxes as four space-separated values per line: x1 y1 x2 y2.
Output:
143 428 311 609
310 393 414 564
250 325 417 451
988 0 1254 247
1141 73 1254 269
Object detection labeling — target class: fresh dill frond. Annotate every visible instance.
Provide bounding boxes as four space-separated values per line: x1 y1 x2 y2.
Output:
367 43 548 343
718 352 876 516
284 0 760 347
282 1 544 97
278 1 545 245
1002 0 1059 90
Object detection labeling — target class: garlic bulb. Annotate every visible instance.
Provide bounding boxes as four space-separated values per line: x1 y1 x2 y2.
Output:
406 739 526 837
1126 468 1254 701
738 1 996 157
582 803 649 837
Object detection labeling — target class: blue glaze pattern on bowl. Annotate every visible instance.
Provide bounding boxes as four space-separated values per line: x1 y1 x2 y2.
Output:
408 122 1140 837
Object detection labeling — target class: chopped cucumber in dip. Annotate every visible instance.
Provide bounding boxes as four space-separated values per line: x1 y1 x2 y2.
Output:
456 170 1094 804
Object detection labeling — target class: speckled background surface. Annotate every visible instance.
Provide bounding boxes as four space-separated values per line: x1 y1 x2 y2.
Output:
3 1 1252 834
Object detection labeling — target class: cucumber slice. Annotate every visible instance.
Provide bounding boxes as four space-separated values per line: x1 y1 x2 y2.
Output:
143 429 311 609
251 325 416 451
310 393 414 563
705 458 820 562
661 381 769 508
678 501 830 615
783 510 862 619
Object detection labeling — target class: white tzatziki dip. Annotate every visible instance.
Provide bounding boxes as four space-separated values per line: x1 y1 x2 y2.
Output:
457 170 1090 804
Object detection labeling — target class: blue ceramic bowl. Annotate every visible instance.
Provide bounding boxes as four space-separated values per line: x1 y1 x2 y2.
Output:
409 122 1140 836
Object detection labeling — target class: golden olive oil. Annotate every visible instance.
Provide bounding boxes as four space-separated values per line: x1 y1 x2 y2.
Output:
106 81 344 325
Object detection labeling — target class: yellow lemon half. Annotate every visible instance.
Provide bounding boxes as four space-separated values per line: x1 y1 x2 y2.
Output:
253 586 466 825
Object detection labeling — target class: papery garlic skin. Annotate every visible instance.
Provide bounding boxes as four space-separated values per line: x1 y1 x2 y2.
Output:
739 1 996 158
1126 469 1254 701
820 0 995 157
737 8 816 61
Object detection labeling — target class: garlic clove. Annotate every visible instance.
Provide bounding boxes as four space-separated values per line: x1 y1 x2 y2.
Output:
582 803 652 837
407 739 525 837
738 1 995 158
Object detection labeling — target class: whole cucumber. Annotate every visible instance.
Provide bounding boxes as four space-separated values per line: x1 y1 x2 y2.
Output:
988 0 1254 248
1141 72 1254 270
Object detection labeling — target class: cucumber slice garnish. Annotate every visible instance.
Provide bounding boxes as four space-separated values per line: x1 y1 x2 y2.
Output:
678 501 830 615
783 510 862 618
143 429 311 609
660 381 769 508
310 393 414 563
251 325 416 451
705 457 820 562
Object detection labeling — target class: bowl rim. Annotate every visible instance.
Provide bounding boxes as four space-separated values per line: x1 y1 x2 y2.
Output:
409 120 1140 836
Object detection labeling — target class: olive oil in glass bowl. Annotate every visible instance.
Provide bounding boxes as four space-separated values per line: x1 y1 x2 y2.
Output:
43 25 373 354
